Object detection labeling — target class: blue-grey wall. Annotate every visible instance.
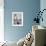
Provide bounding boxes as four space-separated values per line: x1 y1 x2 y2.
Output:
4 0 40 42
40 0 46 27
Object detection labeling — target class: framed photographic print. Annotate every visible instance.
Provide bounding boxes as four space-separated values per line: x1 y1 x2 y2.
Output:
12 12 23 26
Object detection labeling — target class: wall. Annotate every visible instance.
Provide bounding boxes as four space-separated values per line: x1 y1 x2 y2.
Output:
40 0 46 27
4 0 40 42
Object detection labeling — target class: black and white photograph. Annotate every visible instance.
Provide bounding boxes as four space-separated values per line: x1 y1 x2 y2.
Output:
12 12 23 26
